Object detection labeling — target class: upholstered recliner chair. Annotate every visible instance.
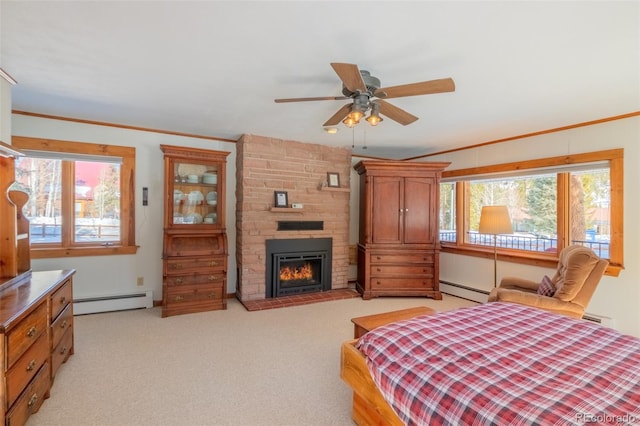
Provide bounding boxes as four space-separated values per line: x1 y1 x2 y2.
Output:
488 245 608 319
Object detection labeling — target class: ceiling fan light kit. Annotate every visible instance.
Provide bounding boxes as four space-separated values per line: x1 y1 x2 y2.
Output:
275 62 454 130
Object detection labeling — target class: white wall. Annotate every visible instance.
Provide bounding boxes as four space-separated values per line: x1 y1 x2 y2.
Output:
426 117 640 337
12 114 237 302
12 113 640 337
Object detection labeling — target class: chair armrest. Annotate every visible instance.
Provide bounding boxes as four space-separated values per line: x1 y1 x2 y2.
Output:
499 276 540 292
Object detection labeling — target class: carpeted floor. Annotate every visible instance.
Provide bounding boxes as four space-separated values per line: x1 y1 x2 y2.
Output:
29 294 477 426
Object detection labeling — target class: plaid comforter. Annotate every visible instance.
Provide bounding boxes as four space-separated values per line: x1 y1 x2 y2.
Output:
356 302 640 426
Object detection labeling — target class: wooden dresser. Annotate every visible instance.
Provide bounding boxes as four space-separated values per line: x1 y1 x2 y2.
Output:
0 269 75 425
1 142 76 425
161 145 230 317
354 160 450 300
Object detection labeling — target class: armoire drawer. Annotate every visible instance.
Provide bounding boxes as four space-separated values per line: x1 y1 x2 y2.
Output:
370 265 434 276
370 252 434 264
370 277 435 290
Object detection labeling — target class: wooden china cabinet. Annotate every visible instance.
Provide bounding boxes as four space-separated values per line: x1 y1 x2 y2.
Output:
354 160 450 300
160 145 230 317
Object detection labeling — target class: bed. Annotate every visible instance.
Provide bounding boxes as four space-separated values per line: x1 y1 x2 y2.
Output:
340 302 640 426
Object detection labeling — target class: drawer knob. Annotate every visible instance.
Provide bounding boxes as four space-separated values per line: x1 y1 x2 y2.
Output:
60 346 68 355
26 359 36 372
376 268 381 272
27 393 38 409
209 261 219 267
59 296 66 304
175 295 184 301
60 319 68 329
208 275 217 281
172 263 183 269
207 293 216 299
26 326 37 338
175 278 183 284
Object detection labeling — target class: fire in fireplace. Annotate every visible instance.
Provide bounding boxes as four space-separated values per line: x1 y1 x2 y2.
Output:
265 238 332 298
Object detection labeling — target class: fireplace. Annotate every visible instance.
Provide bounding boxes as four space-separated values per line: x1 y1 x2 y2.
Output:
265 238 332 298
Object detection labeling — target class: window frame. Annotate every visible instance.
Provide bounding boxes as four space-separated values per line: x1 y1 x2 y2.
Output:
440 149 623 276
12 136 137 258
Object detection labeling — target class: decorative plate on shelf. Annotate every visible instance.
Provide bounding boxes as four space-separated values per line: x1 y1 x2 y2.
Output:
187 190 204 204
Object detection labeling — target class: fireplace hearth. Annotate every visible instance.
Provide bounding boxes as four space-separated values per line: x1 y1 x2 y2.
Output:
265 238 332 298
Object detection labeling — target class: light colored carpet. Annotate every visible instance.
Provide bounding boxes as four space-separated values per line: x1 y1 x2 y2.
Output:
30 294 477 426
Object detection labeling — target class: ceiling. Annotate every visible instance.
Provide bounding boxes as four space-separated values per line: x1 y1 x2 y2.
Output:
1 1 638 160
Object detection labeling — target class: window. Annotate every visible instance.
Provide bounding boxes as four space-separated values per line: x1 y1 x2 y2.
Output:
12 136 137 258
439 182 456 243
440 149 623 276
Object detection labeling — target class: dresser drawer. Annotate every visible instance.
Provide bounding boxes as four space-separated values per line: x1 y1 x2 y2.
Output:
165 272 225 287
7 302 48 369
5 333 49 409
370 277 435 290
371 265 434 276
50 278 73 320
51 303 73 349
165 283 224 304
165 256 226 275
52 326 73 380
370 252 434 264
6 362 50 426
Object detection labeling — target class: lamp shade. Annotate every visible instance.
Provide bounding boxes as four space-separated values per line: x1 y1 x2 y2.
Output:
479 205 513 235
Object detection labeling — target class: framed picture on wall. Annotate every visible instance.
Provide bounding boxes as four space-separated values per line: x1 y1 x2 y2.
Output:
327 172 340 188
274 191 289 208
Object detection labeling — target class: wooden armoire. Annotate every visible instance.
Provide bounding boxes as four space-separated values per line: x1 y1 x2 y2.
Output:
354 160 450 300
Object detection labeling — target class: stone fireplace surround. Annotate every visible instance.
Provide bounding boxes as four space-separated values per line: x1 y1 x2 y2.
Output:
235 134 352 303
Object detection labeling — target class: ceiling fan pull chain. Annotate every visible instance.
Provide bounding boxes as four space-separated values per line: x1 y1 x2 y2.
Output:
363 127 367 149
352 126 355 149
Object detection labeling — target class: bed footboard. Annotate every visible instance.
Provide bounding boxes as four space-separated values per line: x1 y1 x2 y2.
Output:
340 339 403 426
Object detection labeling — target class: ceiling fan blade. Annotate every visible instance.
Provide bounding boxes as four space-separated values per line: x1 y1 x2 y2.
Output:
330 63 367 93
375 78 455 99
376 100 418 126
323 103 352 126
274 96 348 103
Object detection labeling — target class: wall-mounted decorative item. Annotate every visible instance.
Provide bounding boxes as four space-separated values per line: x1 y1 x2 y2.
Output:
274 191 289 208
327 172 340 188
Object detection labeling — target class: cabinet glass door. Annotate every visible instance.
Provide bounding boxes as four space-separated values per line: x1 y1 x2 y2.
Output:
171 161 219 226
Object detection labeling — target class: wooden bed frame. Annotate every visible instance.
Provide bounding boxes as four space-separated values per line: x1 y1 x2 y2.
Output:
340 339 403 425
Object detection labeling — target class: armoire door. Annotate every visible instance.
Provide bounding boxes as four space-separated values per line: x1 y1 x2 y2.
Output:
403 177 436 245
371 176 403 244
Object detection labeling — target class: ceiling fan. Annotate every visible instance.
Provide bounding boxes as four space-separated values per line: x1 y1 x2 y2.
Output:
274 63 455 128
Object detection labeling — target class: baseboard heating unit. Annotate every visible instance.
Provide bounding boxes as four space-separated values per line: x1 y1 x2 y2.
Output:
74 291 153 315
